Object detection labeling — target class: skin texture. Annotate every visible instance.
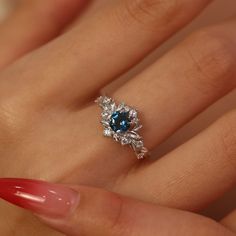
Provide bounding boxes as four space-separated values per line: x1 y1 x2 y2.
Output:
0 0 235 235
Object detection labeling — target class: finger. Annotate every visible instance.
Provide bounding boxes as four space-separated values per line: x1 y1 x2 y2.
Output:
65 18 236 180
0 0 86 70
117 110 236 211
221 210 236 233
0 178 233 236
2 0 212 104
113 18 236 150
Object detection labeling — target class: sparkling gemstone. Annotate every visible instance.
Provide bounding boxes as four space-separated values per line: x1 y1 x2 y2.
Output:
129 109 137 118
102 97 111 104
137 153 145 159
121 137 130 145
110 111 131 132
102 112 110 119
135 140 144 148
103 129 112 137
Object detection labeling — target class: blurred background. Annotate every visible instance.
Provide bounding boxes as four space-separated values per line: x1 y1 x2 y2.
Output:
0 0 235 221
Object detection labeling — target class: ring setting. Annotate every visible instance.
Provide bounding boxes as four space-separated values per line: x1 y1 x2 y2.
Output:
96 96 148 159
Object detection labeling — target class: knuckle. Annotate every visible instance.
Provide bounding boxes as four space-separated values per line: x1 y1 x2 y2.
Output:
75 189 135 236
103 192 133 236
217 110 236 169
123 0 180 30
109 194 125 230
186 28 236 94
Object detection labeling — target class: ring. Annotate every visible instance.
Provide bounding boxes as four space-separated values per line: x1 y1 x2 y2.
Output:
95 96 148 159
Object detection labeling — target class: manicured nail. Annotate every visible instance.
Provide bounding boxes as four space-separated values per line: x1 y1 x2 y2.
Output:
0 178 79 218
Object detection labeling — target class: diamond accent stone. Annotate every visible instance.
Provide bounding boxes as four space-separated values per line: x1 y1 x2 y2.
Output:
134 140 144 149
121 137 130 145
102 112 110 119
129 109 138 119
103 129 112 137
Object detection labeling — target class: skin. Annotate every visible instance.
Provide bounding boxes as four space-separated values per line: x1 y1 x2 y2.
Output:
0 0 235 235
37 185 236 236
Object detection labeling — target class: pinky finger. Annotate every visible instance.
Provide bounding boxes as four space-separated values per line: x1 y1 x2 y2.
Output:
0 178 234 236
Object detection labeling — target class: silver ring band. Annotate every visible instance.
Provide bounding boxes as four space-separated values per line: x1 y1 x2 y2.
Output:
95 96 148 159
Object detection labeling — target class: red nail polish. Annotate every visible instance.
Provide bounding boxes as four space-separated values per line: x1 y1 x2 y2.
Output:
0 178 79 218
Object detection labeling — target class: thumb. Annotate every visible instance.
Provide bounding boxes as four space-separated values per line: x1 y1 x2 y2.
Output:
0 178 233 236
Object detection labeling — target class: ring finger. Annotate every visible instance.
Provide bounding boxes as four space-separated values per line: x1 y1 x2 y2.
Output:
65 17 236 189
85 18 236 167
107 19 236 209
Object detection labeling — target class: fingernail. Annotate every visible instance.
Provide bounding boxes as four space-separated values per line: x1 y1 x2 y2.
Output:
0 178 79 218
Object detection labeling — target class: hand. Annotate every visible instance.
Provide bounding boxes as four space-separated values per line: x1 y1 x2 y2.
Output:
0 0 235 235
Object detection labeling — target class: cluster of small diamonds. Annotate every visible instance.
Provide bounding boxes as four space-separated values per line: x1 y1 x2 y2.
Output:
95 96 148 159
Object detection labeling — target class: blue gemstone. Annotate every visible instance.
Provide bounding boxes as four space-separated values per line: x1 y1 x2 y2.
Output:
110 111 131 132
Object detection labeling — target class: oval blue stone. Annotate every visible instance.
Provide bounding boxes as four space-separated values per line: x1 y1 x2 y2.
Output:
110 111 131 132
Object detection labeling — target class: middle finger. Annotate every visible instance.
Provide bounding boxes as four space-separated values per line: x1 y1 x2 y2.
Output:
0 0 212 106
